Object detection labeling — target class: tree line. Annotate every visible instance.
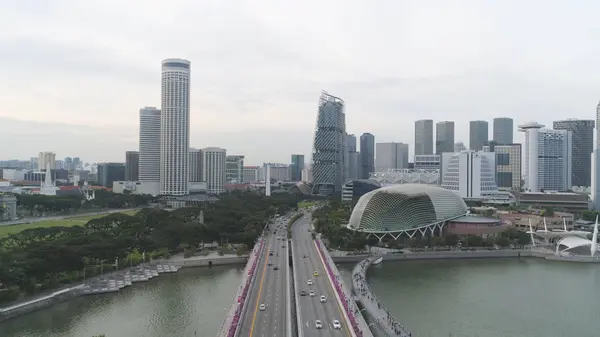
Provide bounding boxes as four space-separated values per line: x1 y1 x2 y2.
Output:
0 191 298 304
14 190 154 216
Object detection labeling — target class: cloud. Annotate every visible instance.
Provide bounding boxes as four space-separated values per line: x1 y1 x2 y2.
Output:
1 0 600 163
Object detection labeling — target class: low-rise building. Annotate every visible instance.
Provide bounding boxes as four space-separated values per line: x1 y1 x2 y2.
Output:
0 194 18 221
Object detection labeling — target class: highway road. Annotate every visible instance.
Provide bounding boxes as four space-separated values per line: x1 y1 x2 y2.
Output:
238 217 289 337
292 213 352 337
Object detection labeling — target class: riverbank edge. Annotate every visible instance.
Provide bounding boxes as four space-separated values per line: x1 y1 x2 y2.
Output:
331 249 550 264
0 253 250 323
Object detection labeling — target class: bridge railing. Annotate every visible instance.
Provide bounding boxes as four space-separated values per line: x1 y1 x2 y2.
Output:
315 237 369 337
215 238 263 337
352 257 411 337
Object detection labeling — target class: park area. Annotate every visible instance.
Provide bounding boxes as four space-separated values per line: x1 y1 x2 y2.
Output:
0 209 139 237
298 201 318 209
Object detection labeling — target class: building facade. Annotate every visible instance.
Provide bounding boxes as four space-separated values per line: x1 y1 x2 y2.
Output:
493 117 514 144
38 152 56 171
347 151 360 180
98 163 125 188
469 120 489 151
519 122 572 192
189 148 203 182
242 166 259 183
160 58 191 196
360 133 375 179
375 142 409 171
415 119 434 155
482 144 522 191
436 121 455 155
312 91 346 195
225 155 244 183
413 155 441 177
441 151 498 199
263 163 289 182
202 147 226 194
125 151 139 181
139 107 161 183
290 154 305 182
591 149 600 210
553 119 594 187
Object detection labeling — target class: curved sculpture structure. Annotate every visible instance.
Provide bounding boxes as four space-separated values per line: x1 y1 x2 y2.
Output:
348 184 468 238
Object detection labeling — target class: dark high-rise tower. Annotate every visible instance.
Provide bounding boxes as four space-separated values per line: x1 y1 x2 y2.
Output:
553 119 594 187
360 133 375 179
493 117 514 144
290 154 305 182
436 121 455 155
311 91 346 195
125 151 139 181
469 120 489 151
414 119 433 155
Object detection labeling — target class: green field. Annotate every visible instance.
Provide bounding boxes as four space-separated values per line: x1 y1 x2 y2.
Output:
0 209 138 237
298 201 317 209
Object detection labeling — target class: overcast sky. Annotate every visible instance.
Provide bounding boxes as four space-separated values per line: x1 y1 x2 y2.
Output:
1 0 600 165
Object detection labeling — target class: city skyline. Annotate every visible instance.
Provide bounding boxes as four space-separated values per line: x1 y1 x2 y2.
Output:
2 1 600 164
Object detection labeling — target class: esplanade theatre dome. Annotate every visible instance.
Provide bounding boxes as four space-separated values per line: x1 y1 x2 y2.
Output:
348 184 468 233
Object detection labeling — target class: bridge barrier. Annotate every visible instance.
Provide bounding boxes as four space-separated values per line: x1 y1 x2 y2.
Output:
290 239 304 337
315 237 369 337
286 237 293 337
352 257 411 337
215 238 264 337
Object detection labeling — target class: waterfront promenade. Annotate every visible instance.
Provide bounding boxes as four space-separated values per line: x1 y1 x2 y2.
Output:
352 257 411 337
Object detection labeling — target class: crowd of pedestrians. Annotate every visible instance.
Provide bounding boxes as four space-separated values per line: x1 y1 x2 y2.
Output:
315 239 366 337
352 257 411 337
225 240 263 337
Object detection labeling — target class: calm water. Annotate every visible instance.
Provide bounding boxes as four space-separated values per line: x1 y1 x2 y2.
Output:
342 258 600 337
0 266 243 337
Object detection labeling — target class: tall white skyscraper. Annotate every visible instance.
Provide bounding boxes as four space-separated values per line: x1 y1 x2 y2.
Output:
160 59 191 196
202 147 226 194
38 152 56 171
519 122 572 192
139 107 161 183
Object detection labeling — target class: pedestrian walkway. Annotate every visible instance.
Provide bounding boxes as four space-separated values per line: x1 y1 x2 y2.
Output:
216 239 264 337
352 257 411 337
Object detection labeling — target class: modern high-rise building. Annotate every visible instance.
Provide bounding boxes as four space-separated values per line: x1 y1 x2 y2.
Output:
188 148 203 182
98 162 125 188
359 133 375 179
414 119 434 155
469 120 489 151
375 142 409 171
347 151 360 180
414 154 441 171
591 149 600 210
553 119 595 187
139 107 161 182
226 155 245 183
312 91 346 195
160 58 191 196
482 144 522 191
441 151 498 199
262 163 290 182
202 147 226 194
345 133 357 182
242 166 260 183
125 151 139 181
436 121 455 155
38 152 56 171
454 142 467 152
493 117 514 144
519 122 572 192
290 154 305 182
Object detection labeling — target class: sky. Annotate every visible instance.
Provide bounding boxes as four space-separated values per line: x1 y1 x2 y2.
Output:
2 0 600 166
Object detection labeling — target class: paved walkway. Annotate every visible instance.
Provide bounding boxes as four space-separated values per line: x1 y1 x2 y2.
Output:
352 257 411 337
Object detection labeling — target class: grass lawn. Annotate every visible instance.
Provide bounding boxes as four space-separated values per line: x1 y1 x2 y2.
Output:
298 201 317 209
0 209 139 237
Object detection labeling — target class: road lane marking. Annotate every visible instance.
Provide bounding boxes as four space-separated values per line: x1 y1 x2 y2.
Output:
248 237 271 337
313 240 352 337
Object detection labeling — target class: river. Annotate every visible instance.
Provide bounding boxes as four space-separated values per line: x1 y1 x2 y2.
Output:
341 257 600 337
3 258 599 337
0 266 244 337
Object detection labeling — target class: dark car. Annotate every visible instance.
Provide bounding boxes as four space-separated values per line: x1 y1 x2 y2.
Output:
299 290 307 296
303 254 307 258
273 266 279 270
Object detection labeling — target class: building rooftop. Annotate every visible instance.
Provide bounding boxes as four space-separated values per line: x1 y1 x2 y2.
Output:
449 215 501 224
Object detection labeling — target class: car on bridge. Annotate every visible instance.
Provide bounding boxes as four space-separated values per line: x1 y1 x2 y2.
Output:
320 295 326 303
299 290 307 296
313 271 319 276
309 290 315 297
259 304 266 311
315 320 323 329
307 279 313 285
332 320 341 329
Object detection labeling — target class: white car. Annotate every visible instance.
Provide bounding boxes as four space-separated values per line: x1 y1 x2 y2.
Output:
332 320 341 329
307 279 313 285
309 291 315 297
320 295 326 303
315 320 323 329
259 304 266 311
